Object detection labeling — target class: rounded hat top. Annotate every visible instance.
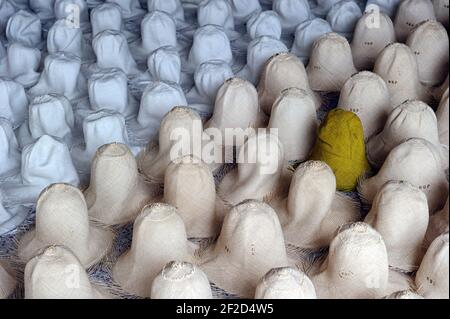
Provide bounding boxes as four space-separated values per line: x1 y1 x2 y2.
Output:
273 0 311 34
193 60 234 103
6 10 42 47
140 11 177 53
147 46 181 84
91 2 123 38
229 0 262 24
47 19 83 58
394 0 436 42
147 0 185 23
0 77 28 128
247 10 282 40
197 0 235 31
291 18 332 63
326 0 362 39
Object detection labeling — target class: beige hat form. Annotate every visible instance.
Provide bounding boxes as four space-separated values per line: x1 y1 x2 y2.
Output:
415 233 449 299
269 161 360 250
254 267 317 299
364 181 429 272
164 156 221 238
337 71 391 140
0 261 16 299
366 100 445 169
433 0 449 27
394 0 437 42
306 32 357 92
200 200 291 298
358 138 449 214
85 143 159 226
112 203 197 298
24 245 110 299
436 89 449 147
257 53 321 114
151 261 212 299
384 290 425 299
425 198 449 248
351 11 396 70
406 20 449 87
374 43 432 108
17 183 113 268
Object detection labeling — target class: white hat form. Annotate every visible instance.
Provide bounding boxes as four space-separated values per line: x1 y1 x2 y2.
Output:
273 0 311 35
92 30 141 77
186 60 234 113
18 184 113 268
85 143 157 226
200 200 290 298
415 233 449 299
0 78 27 129
186 25 233 74
337 71 392 140
291 18 332 64
30 0 56 21
366 100 445 168
0 118 21 180
147 0 186 27
0 193 30 236
255 267 317 299
406 20 449 87
247 10 282 41
106 0 146 20
90 3 133 39
365 0 401 18
0 261 16 299
436 89 449 147
0 0 16 35
127 81 188 144
359 138 449 214
0 135 80 207
147 46 182 84
197 0 236 35
164 155 221 238
433 0 449 27
425 198 449 248
394 0 436 42
269 161 360 249
16 94 75 148
151 261 213 299
138 107 204 183
373 43 431 108
29 52 87 101
54 0 90 31
5 10 42 48
24 246 110 299
237 36 288 85
258 53 320 114
311 0 340 17
112 203 197 298
351 12 396 70
228 0 262 25
326 0 362 40
306 32 357 92
217 132 284 208
0 43 41 88
384 290 424 299
0 40 5 59
364 181 429 272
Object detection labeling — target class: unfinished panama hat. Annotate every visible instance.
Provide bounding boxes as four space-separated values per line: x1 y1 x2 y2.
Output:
247 11 282 41
18 184 113 268
433 74 449 102
106 0 146 20
0 135 80 207
0 261 15 299
406 20 449 87
54 0 90 32
311 0 340 17
228 0 261 25
351 11 396 70
0 43 41 88
255 267 317 299
127 81 188 144
29 52 87 101
147 47 182 85
30 0 56 21
0 78 27 129
112 203 197 297
306 33 357 92
273 0 311 35
197 0 240 40
258 53 320 114
200 200 290 298
326 0 362 40
236 36 288 85
0 118 21 180
0 193 30 235
291 18 332 64
147 0 188 29
365 0 401 18
0 41 5 59
436 89 449 147
415 233 449 299
90 2 136 40
385 290 424 299
359 138 448 214
164 156 221 238
24 246 110 299
138 107 203 183
0 0 15 35
433 0 449 27
366 100 445 169
16 94 75 148
5 10 42 48
425 198 449 248
374 43 431 108
85 143 157 226
269 161 360 249
151 261 213 299
337 72 391 140
364 181 429 272
394 0 436 42
92 30 140 77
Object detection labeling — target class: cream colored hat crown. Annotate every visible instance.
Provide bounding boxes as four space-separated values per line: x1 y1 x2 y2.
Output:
273 0 311 34
436 89 449 147
6 10 41 47
0 43 41 88
433 0 449 27
255 267 317 299
306 32 357 92
326 0 362 40
18 183 113 268
151 261 212 299
425 198 449 248
0 78 28 128
0 118 21 179
247 10 281 40
229 0 262 25
0 261 16 299
106 0 145 20
112 203 196 298
415 233 449 299
394 0 436 42
200 200 290 298
147 46 182 84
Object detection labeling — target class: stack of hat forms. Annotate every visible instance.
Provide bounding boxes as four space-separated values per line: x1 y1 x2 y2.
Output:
0 0 449 299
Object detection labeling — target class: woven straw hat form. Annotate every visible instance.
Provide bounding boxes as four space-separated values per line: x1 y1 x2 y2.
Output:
247 10 282 41
0 118 21 180
436 89 449 147
197 0 236 32
0 261 16 299
90 3 126 38
147 0 187 28
0 78 28 129
0 43 41 88
106 0 145 20
54 0 90 30
432 0 449 27
384 290 424 299
6 10 41 47
29 0 55 21
425 198 449 248
147 47 182 85
229 0 262 25
326 0 362 40
273 0 311 34
394 0 436 42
